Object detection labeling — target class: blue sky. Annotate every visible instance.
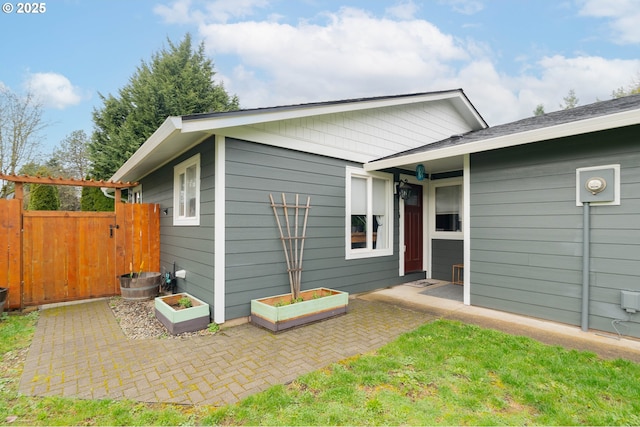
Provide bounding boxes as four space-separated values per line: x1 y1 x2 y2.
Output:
1 0 639 157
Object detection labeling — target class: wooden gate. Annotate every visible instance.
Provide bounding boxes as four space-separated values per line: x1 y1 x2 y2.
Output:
0 175 159 309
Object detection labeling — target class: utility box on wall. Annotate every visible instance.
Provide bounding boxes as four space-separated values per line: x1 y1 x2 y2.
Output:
621 290 640 313
576 164 620 206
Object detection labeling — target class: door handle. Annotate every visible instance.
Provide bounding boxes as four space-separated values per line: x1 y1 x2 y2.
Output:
109 224 119 238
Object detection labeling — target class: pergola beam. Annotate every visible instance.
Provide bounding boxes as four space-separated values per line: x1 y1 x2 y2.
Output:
0 174 139 188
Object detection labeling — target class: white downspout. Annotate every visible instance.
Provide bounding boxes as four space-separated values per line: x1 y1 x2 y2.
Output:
463 154 471 305
214 135 226 324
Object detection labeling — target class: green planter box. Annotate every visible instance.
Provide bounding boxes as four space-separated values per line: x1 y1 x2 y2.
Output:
154 293 210 335
250 287 348 332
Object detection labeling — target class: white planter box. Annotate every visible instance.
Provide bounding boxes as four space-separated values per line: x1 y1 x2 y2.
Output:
250 287 348 332
154 293 210 334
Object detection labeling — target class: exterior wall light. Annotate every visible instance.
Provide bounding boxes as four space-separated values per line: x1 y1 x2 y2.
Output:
397 179 412 200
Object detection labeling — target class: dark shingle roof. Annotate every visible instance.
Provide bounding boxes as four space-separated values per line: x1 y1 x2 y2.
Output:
181 88 485 124
376 93 640 162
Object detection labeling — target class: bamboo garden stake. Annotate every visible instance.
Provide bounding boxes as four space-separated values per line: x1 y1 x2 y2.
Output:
269 193 311 300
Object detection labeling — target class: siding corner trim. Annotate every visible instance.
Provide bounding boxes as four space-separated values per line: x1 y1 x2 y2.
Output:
214 135 226 323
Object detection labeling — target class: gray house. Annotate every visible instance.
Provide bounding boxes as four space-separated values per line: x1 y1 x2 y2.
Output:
110 89 487 324
367 92 640 338
111 89 640 339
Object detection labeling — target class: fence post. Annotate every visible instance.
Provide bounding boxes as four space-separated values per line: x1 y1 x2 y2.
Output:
16 183 24 310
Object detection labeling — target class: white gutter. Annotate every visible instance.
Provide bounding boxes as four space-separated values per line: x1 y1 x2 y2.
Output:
364 109 640 171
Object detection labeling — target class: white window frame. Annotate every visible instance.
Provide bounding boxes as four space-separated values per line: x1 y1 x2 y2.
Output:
173 154 201 226
129 185 143 203
430 177 463 240
345 167 394 259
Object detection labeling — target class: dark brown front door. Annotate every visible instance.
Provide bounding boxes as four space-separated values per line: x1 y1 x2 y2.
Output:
404 184 423 273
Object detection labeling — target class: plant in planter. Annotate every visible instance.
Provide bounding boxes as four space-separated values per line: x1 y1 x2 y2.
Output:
177 296 192 308
154 292 210 335
118 261 161 301
250 194 349 332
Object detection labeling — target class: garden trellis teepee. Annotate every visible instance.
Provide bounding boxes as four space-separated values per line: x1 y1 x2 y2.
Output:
269 193 311 301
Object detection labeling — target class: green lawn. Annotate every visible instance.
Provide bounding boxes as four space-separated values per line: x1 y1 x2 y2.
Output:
2 312 640 425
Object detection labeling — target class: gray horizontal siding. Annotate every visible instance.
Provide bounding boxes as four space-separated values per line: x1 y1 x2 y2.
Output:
139 141 215 310
431 239 463 281
470 124 640 337
225 138 402 319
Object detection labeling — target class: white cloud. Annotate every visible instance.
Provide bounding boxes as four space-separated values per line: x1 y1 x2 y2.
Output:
154 0 268 24
154 0 201 24
385 1 420 20
579 0 640 44
24 72 83 109
199 7 470 107
439 0 485 15
156 2 640 126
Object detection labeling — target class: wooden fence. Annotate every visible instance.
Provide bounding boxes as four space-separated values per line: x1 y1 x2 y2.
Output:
0 200 160 309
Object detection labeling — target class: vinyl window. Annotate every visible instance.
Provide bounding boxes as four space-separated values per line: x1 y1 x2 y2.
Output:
173 154 200 226
346 167 393 259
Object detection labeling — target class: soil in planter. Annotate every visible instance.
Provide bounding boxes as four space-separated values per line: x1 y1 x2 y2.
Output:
260 288 339 307
161 294 204 311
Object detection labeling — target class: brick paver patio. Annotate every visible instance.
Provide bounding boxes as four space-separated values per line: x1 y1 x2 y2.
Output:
19 297 434 406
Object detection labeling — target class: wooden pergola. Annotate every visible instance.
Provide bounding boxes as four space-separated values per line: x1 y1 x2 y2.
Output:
0 173 158 310
0 174 139 203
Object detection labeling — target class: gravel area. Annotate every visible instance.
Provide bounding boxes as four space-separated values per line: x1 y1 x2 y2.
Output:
108 297 218 340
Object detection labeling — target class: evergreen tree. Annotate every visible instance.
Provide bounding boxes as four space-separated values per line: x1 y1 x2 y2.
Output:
80 186 114 212
560 89 579 110
533 104 545 116
28 183 60 210
88 33 239 180
612 73 640 98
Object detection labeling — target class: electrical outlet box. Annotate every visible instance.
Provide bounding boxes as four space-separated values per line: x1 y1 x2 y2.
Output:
576 165 620 205
621 290 640 314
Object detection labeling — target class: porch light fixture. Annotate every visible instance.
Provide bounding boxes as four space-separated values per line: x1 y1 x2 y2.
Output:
397 179 412 200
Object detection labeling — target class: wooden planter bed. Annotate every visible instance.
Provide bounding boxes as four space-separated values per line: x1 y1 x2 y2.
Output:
250 287 348 332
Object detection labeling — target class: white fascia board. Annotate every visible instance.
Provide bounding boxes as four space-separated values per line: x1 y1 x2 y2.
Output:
181 91 482 134
450 95 488 129
364 109 640 172
110 116 183 183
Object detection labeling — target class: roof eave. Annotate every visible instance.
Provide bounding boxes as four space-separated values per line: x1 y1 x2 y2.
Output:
364 108 640 171
181 89 487 134
109 116 184 183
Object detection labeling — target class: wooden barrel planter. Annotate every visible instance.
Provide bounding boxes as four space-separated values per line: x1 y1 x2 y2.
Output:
118 273 161 301
0 287 7 314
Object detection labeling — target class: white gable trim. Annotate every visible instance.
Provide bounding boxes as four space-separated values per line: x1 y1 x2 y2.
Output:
214 135 226 324
109 91 487 184
181 90 485 134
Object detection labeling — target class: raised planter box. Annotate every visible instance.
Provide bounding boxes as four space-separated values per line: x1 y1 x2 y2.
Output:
250 287 348 332
154 293 210 335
